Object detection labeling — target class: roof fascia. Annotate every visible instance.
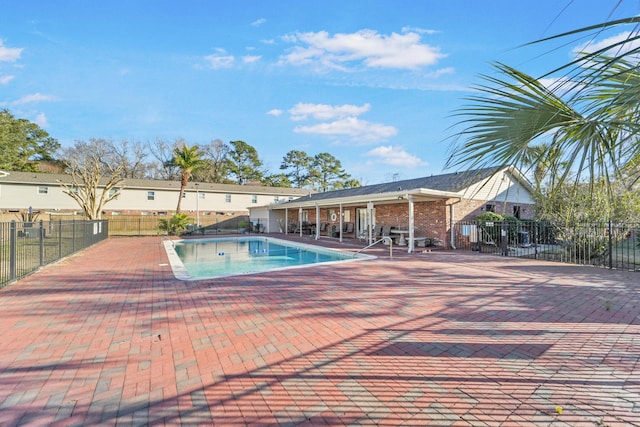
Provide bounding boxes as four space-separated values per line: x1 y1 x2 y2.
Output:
267 188 461 209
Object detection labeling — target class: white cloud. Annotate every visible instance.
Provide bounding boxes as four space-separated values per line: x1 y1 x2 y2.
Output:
12 93 56 105
33 112 48 128
251 18 266 27
426 67 455 78
401 26 439 35
243 55 261 64
0 75 15 85
0 39 22 62
280 29 445 71
294 117 397 143
289 102 370 121
267 109 283 116
366 145 428 168
573 31 640 58
204 48 235 69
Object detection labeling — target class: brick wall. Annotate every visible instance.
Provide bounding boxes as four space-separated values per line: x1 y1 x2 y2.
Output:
285 198 535 248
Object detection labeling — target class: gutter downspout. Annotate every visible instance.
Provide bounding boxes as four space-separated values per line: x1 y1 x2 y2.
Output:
449 197 462 249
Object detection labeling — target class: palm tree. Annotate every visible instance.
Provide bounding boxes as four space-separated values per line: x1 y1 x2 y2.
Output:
165 144 205 213
447 52 640 204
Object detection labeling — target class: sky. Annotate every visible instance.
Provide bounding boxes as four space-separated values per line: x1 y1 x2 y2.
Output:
1 1 638 184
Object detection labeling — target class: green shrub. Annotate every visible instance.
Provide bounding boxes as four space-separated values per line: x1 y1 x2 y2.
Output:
158 213 193 235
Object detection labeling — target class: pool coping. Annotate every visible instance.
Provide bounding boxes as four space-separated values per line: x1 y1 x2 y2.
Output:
163 235 376 281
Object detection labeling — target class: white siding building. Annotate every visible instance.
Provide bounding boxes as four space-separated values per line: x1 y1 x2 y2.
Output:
0 171 311 218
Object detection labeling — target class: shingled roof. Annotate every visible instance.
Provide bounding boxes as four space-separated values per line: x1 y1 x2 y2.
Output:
280 166 507 204
0 171 311 196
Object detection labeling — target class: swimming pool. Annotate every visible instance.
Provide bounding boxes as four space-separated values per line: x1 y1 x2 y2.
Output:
164 236 374 280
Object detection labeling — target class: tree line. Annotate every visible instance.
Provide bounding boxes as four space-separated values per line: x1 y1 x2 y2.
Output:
0 109 361 191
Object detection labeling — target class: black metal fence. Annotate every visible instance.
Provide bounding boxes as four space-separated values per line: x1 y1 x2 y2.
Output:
453 220 640 271
107 215 251 236
0 219 109 288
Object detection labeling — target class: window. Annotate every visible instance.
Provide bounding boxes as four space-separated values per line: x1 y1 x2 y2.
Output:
199 192 205 199
147 191 155 201
111 211 122 216
485 204 495 213
251 195 258 204
225 194 231 203
38 186 49 195
108 188 119 199
513 205 521 219
157 211 168 216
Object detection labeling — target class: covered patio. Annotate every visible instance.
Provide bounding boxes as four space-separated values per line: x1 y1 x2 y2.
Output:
254 187 460 254
250 167 536 254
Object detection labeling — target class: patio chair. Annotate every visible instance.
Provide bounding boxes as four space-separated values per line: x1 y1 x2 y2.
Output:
343 222 354 234
380 225 394 243
319 222 328 234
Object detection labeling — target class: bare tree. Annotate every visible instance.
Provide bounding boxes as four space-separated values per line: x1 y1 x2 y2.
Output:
104 139 149 178
192 139 231 183
58 139 124 219
147 138 184 180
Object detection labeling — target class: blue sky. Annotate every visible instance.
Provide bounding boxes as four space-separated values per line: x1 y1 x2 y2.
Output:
1 1 637 184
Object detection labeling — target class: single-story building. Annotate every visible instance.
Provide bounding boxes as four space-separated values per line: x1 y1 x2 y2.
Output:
0 171 311 220
249 166 535 253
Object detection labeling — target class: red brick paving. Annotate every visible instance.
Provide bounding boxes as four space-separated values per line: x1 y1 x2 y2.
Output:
1 235 639 426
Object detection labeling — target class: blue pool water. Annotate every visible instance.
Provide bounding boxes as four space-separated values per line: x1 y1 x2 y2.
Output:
164 237 372 280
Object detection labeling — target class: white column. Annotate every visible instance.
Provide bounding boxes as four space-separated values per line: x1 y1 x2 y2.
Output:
408 195 415 254
315 204 320 240
299 208 303 236
339 203 343 242
285 208 288 234
367 201 374 244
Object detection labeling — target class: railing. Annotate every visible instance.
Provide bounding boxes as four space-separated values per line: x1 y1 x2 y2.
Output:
453 220 640 272
0 219 108 288
355 236 394 257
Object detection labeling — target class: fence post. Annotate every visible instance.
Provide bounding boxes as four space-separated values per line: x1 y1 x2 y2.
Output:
39 220 44 266
501 221 508 256
58 219 63 260
534 221 539 259
9 221 17 281
608 219 613 269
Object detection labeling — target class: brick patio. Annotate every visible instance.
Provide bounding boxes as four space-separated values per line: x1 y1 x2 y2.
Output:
1 236 639 426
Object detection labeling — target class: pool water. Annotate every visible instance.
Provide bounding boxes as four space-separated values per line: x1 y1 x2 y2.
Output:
164 237 372 280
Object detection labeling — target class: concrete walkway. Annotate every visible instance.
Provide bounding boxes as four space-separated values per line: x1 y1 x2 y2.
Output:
1 236 639 426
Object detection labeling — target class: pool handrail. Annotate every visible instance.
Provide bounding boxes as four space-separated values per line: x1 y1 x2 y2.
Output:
355 236 393 257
